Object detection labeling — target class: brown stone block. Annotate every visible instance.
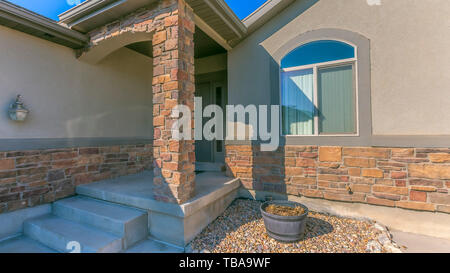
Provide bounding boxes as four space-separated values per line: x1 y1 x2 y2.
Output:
409 178 443 188
429 192 450 205
361 168 384 178
395 180 407 187
16 155 51 166
409 164 450 179
52 160 76 169
0 159 15 170
373 193 401 202
48 170 65 182
318 162 340 169
163 81 178 91
416 148 450 153
0 193 20 203
295 158 316 167
163 162 181 171
318 168 348 175
410 186 436 192
342 147 389 159
153 30 167 45
6 200 27 212
291 177 316 185
350 176 374 184
317 174 348 182
0 170 17 179
18 167 48 176
352 184 371 193
319 146 342 162
300 189 323 198
410 190 427 202
391 171 407 179
396 201 435 212
392 158 429 163
391 148 415 158
300 152 318 159
373 185 408 195
164 15 178 26
79 148 99 155
348 168 361 176
367 196 395 207
437 205 450 214
429 153 450 163
344 157 376 168
22 188 49 199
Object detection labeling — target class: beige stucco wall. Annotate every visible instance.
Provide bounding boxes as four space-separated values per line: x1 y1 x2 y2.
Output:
0 25 153 139
229 0 450 135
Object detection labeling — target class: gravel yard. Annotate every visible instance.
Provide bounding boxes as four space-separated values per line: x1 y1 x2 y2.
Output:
189 199 399 253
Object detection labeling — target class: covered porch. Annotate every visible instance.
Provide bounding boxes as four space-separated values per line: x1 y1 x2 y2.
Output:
49 0 244 250
63 0 242 205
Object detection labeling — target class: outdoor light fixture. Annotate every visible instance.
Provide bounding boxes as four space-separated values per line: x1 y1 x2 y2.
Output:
8 95 29 121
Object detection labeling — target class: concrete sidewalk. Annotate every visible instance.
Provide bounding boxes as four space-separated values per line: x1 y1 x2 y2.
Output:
390 230 450 253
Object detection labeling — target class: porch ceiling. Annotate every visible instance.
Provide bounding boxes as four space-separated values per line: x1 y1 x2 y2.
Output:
125 27 226 59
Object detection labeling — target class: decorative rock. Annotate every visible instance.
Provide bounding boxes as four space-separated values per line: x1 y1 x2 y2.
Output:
189 199 402 253
366 240 382 253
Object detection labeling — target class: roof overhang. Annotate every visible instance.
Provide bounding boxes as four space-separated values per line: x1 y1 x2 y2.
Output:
0 0 88 49
242 0 296 34
0 0 298 51
58 0 247 50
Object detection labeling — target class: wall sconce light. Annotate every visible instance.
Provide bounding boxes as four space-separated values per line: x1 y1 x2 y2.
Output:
8 95 29 122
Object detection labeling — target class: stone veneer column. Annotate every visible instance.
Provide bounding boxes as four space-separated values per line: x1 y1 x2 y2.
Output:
152 0 196 204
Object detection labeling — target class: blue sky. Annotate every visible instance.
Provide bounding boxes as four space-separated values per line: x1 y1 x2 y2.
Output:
8 0 264 21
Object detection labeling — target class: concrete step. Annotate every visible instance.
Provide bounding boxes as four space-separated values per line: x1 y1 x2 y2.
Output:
0 235 57 253
24 215 123 253
53 196 148 249
125 238 184 253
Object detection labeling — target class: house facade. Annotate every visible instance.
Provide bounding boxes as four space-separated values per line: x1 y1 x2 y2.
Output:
0 0 449 252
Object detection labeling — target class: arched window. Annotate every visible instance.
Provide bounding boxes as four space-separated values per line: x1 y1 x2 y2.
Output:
281 40 357 136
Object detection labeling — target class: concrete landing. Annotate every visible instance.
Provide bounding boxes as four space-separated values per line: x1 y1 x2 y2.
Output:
77 171 241 247
77 171 240 216
0 236 56 253
391 230 450 253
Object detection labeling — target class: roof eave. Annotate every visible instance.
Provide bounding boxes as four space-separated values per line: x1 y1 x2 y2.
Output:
242 0 296 34
0 0 88 49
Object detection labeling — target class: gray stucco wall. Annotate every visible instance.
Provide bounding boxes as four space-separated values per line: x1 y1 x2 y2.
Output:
228 0 450 136
0 25 153 140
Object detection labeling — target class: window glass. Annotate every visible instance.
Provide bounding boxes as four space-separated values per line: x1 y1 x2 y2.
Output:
280 40 357 135
281 69 315 135
281 40 355 69
318 65 356 134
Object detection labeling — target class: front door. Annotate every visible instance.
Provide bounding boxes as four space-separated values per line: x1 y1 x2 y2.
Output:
195 83 213 163
195 77 227 163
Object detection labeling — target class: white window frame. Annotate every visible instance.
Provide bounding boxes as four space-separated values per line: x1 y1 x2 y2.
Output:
280 42 359 137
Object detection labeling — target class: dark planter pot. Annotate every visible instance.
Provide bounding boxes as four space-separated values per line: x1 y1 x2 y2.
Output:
260 200 309 242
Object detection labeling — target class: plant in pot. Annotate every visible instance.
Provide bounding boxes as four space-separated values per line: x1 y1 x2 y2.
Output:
260 200 309 242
